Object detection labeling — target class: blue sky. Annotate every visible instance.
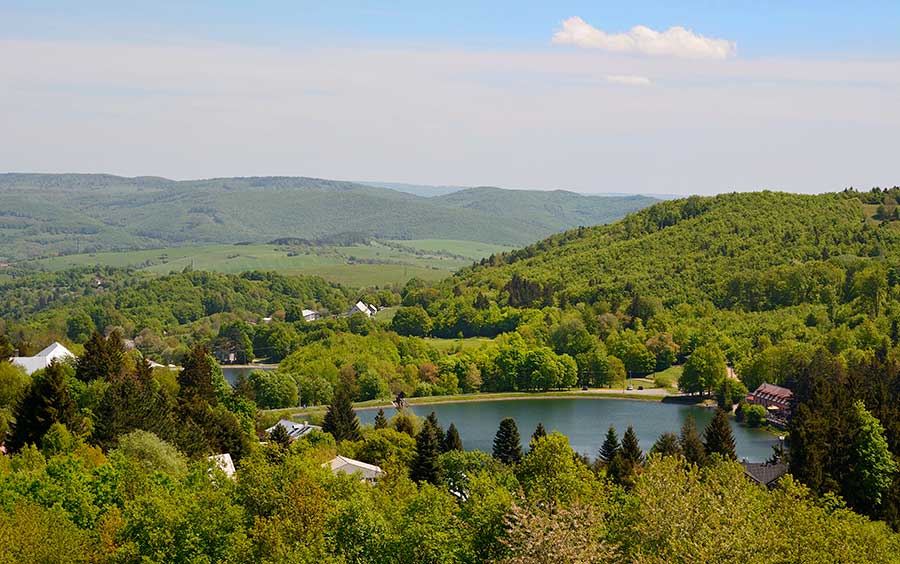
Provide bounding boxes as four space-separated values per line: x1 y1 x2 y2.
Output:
1 2 898 194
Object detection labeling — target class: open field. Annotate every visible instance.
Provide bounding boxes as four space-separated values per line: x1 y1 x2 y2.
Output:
16 239 513 287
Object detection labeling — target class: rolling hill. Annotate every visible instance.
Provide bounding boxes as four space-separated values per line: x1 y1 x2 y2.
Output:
0 173 657 260
446 190 900 308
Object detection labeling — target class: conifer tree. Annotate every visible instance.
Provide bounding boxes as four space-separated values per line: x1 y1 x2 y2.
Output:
392 410 416 436
621 426 643 465
322 387 362 443
76 331 125 382
426 411 445 446
598 425 620 464
703 408 737 460
444 422 463 452
268 423 292 450
411 419 441 483
651 432 682 458
679 415 707 466
531 422 548 447
10 361 78 451
492 417 523 465
373 408 388 429
178 345 218 407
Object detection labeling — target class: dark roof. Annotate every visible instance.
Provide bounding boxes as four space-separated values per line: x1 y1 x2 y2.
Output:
742 462 788 487
752 383 793 402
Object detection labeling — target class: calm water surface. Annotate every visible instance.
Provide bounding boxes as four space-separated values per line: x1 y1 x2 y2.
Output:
222 365 276 386
357 398 779 462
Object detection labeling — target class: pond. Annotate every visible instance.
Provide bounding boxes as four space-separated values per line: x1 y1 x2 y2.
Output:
222 365 276 386
357 398 780 462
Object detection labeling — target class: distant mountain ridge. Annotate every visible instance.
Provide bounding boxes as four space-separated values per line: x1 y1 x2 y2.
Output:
0 173 657 260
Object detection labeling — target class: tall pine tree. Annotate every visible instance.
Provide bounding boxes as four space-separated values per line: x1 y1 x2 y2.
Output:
322 387 362 443
411 419 441 483
598 425 620 464
679 415 707 466
703 408 737 460
531 422 548 447
11 361 79 450
444 422 463 452
492 417 523 465
621 426 644 465
426 411 445 446
76 331 125 382
373 408 388 429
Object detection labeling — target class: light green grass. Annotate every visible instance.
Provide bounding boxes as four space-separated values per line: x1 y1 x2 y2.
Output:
651 365 683 389
389 239 514 260
424 337 495 353
20 239 503 288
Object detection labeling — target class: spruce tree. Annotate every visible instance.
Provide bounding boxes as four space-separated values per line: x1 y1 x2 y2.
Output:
679 415 707 466
443 422 463 452
268 423 292 450
76 331 125 382
531 422 548 446
322 387 362 443
598 425 620 464
650 432 682 458
373 408 388 429
703 408 737 460
11 361 78 451
411 419 441 483
426 411 445 446
621 426 643 465
178 345 218 407
492 417 523 465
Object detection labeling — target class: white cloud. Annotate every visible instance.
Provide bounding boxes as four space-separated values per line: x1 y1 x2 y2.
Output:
553 16 736 60
605 74 652 86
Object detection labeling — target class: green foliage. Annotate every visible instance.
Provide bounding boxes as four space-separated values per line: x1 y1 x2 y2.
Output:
744 404 768 427
322 388 362 443
444 423 463 452
847 400 897 508
392 305 433 337
681 344 727 395
411 419 442 484
113 429 188 476
703 408 737 460
249 369 299 409
493 417 523 465
11 361 80 451
597 425 620 465
650 432 682 458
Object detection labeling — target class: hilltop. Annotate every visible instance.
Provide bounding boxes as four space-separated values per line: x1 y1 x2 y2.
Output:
0 173 657 260
447 190 900 308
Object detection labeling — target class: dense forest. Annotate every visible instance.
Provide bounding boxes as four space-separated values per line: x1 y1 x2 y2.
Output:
5 188 900 560
0 173 656 259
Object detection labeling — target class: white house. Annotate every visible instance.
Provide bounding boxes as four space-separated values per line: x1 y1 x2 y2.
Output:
10 342 75 375
265 419 322 441
301 309 321 322
325 455 384 483
347 301 378 318
208 453 236 478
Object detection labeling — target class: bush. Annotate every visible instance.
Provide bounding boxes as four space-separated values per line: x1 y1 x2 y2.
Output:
114 430 188 476
745 404 769 427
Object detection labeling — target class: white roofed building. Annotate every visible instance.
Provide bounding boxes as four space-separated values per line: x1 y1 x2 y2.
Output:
347 301 378 318
325 455 383 483
208 453 236 478
10 342 75 375
301 309 321 322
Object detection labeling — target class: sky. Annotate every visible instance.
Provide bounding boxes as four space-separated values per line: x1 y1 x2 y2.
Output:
1 1 899 195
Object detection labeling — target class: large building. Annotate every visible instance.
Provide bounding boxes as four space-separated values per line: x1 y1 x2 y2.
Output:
265 419 322 441
10 342 74 375
746 383 793 415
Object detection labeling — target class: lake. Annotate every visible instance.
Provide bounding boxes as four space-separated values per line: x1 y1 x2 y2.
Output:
222 365 276 386
357 398 780 462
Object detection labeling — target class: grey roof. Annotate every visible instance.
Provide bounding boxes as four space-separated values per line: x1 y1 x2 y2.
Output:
742 462 788 487
265 419 322 440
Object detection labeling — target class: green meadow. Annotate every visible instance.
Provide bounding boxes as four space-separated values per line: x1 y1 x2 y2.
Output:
20 239 513 287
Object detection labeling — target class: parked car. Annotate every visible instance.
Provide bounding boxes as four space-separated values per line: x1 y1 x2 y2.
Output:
626 385 634 391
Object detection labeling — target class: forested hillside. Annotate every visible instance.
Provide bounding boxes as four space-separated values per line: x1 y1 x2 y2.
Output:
0 173 656 259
